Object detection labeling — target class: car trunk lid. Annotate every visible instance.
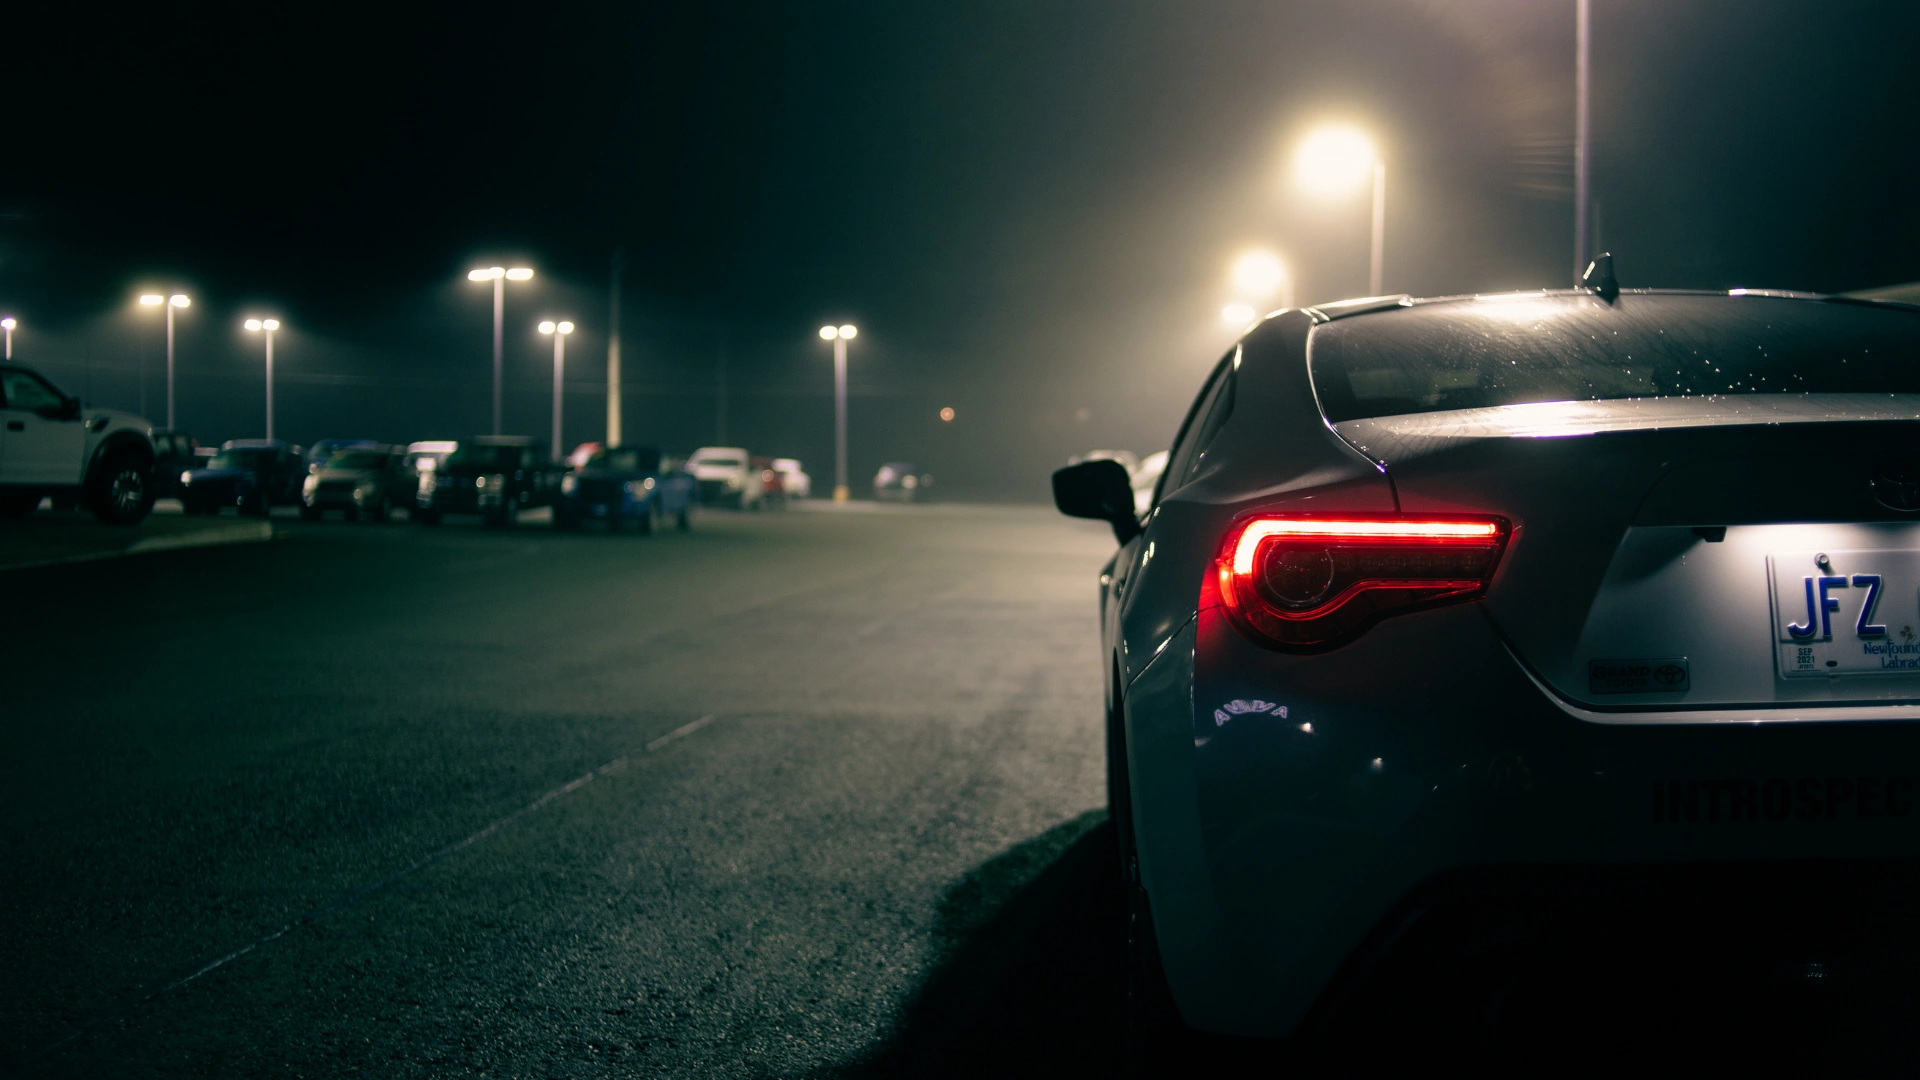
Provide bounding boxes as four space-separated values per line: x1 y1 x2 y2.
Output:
1337 395 1920 711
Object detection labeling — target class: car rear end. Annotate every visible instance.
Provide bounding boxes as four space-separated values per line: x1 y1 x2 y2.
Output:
1150 292 1920 1041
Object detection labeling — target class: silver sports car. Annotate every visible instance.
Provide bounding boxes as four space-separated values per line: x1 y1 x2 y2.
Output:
1055 275 1920 1053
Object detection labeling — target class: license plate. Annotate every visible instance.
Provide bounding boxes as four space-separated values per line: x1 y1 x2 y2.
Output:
1770 550 1920 677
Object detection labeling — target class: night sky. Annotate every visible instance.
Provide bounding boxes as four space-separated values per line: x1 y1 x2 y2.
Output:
6 1 1917 498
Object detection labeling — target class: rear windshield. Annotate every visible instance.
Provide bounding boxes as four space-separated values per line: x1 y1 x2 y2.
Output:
208 450 271 470
1309 294 1920 423
326 451 389 470
591 448 660 472
446 445 522 470
693 457 742 469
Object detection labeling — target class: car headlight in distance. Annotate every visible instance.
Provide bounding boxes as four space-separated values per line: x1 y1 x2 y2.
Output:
355 482 377 500
180 471 193 485
303 475 318 494
561 475 577 495
724 475 743 489
1215 515 1510 650
643 476 655 490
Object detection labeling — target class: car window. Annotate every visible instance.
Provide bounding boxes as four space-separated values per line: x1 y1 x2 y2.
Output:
2 369 65 414
1308 294 1920 423
1157 347 1239 504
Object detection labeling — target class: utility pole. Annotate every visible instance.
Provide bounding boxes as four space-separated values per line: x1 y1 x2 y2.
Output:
607 248 624 447
1574 0 1591 283
716 331 727 444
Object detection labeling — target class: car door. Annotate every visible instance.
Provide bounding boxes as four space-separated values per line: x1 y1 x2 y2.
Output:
0 368 86 486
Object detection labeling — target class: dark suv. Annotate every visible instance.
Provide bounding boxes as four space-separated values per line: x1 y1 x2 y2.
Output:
555 445 696 533
413 437 565 526
179 440 306 516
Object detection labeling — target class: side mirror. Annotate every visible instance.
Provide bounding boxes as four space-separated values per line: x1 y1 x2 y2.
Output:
1052 459 1141 544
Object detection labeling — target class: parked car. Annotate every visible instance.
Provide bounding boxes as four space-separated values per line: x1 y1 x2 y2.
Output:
749 457 788 509
304 439 378 473
413 436 563 526
687 446 761 508
179 440 306 516
0 363 158 523
873 462 929 502
148 430 201 501
301 446 406 522
1130 449 1168 516
771 457 811 499
1050 281 1920 1051
556 445 695 533
393 440 456 510
1068 448 1140 473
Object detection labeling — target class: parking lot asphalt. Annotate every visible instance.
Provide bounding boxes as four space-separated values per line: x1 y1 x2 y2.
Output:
0 504 272 572
2 503 1128 1077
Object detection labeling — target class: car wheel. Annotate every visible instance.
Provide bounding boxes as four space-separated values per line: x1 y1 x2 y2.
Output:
1110 675 1190 1068
413 508 441 526
300 505 323 522
677 504 692 532
88 450 156 525
555 508 581 530
0 493 40 517
245 493 272 519
365 496 387 523
485 508 511 528
635 501 656 535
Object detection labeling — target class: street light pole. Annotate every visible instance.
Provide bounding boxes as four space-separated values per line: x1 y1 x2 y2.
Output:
245 319 281 440
468 266 534 435
819 323 857 502
607 248 624 447
1573 0 1592 283
492 275 503 432
1369 161 1386 296
140 293 191 429
539 320 574 459
1295 126 1385 295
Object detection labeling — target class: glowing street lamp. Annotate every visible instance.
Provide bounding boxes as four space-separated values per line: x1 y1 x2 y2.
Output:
139 293 191 428
468 266 535 435
538 320 574 460
0 317 15 360
1221 303 1256 326
1231 250 1293 309
818 322 858 502
244 318 281 440
1294 126 1386 296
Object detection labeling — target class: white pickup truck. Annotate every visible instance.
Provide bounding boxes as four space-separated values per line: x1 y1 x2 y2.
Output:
0 363 159 524
687 446 762 509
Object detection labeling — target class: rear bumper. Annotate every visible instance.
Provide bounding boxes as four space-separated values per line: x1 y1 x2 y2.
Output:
420 487 504 514
1145 602 1920 1037
562 492 643 517
307 485 380 509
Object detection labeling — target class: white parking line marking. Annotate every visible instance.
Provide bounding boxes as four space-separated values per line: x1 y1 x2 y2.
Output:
20 713 722 1065
646 712 716 751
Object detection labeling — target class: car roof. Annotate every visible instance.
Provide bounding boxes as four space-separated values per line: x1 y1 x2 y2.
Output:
1295 286 1920 325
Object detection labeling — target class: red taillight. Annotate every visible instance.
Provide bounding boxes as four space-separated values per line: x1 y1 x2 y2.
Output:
1215 514 1510 650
